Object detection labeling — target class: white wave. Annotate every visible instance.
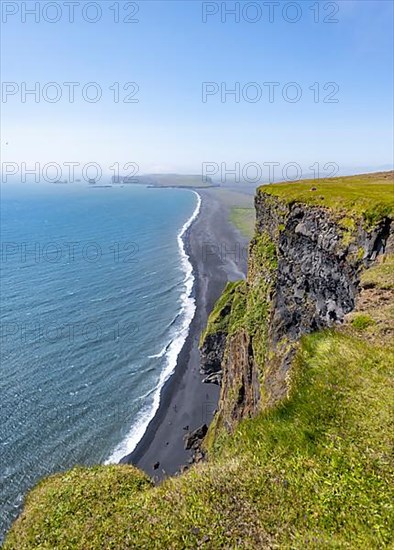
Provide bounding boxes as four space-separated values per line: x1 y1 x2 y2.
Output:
137 386 157 401
105 191 201 464
148 345 168 359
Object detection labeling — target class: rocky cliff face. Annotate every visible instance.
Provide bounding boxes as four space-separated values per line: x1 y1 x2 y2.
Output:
201 186 393 435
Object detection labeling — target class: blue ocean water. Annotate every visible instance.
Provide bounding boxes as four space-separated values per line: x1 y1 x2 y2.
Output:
0 182 200 539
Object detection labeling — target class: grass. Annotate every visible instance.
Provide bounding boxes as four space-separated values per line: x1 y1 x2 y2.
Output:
5 330 393 549
259 171 394 227
206 188 255 237
199 280 246 344
229 207 256 238
361 255 394 291
346 254 394 345
351 313 376 330
5 172 394 548
200 232 277 371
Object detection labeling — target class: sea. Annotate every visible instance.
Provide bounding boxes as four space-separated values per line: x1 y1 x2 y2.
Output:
0 181 200 540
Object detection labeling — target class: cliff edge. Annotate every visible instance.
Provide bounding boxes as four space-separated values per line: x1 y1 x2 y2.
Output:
4 172 394 549
201 171 394 440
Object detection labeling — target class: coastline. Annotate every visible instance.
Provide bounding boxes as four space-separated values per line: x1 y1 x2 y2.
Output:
120 189 249 479
105 189 202 464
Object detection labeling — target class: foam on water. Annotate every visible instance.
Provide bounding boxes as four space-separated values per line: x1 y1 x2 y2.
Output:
148 345 168 359
105 191 201 464
0 183 200 540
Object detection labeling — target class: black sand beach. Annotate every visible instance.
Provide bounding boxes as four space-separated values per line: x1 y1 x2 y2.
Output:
121 189 249 479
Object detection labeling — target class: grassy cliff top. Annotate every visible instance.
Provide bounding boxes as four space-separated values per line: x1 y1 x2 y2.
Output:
258 171 394 225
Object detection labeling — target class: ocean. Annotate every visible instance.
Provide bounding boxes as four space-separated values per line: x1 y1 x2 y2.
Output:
0 182 200 540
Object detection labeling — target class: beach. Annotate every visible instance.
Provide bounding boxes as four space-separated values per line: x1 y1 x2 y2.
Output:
121 189 249 479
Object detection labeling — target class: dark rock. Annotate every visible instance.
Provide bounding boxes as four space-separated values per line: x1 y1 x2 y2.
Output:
205 189 393 432
200 332 227 376
255 193 393 404
184 424 208 450
216 329 260 428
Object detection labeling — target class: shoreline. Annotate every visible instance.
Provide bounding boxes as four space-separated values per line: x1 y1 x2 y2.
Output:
105 189 202 464
121 189 249 479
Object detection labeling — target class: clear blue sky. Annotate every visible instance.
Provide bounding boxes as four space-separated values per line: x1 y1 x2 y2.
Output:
1 0 393 177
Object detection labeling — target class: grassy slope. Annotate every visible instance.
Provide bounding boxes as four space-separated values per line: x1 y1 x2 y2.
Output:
5 173 394 549
5 326 393 549
229 207 256 238
199 280 246 345
207 188 256 238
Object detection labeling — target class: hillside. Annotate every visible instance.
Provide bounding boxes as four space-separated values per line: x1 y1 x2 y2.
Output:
4 172 394 549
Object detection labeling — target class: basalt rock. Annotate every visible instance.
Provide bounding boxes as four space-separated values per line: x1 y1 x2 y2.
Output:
201 186 393 434
184 424 208 451
200 332 226 377
218 329 260 432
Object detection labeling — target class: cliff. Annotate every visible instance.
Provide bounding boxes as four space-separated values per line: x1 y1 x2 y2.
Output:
4 172 394 549
201 171 394 440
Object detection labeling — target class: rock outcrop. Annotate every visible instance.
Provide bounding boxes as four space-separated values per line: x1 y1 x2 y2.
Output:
201 178 394 435
200 332 226 384
183 424 208 451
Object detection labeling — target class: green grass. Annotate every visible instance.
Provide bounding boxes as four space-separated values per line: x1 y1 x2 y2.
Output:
5 172 394 549
5 330 393 549
361 255 394 290
200 232 277 370
347 255 394 344
229 207 256 238
259 171 394 227
351 313 376 330
199 280 246 344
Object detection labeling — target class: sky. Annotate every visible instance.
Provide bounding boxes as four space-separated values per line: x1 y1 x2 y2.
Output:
1 0 393 180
